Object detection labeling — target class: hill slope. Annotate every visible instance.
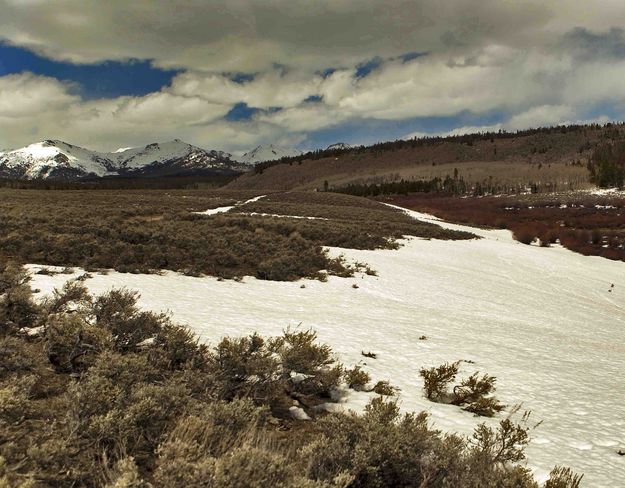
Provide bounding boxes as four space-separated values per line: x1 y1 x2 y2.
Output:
227 125 624 192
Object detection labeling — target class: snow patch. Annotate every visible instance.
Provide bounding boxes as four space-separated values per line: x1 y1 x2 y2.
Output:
289 406 311 420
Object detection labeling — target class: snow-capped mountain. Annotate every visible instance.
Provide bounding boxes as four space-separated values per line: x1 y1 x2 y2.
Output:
0 139 249 180
326 142 351 151
238 144 302 165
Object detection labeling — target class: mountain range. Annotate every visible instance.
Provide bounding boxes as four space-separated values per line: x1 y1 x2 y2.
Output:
0 140 306 180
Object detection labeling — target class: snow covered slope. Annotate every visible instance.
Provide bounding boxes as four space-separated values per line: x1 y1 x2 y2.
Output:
239 144 302 164
0 141 114 179
29 207 625 487
0 139 246 179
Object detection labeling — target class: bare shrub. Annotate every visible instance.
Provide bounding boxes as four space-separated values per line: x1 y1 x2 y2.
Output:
92 289 165 352
103 457 146 488
212 446 291 488
513 226 536 245
210 334 282 403
420 361 459 401
274 328 334 376
344 365 370 391
44 313 114 372
0 284 39 332
371 380 399 396
545 466 584 488
421 364 504 416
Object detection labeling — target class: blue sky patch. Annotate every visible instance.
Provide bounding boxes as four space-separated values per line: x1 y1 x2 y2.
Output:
228 72 256 84
0 42 180 99
398 51 428 63
225 102 260 121
355 57 383 78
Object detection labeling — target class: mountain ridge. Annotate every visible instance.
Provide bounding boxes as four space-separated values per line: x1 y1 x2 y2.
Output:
0 139 249 180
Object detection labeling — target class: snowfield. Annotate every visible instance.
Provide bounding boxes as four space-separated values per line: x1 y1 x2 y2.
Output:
29 206 625 487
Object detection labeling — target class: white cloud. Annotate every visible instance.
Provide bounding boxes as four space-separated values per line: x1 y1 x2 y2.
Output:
0 73 78 117
170 71 322 109
506 105 575 130
4 1 625 151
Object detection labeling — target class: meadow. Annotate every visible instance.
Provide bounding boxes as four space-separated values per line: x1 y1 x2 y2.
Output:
0 189 472 281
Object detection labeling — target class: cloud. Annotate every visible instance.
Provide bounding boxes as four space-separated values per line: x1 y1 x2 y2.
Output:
506 105 575 130
0 72 235 150
0 72 78 117
170 70 322 109
4 1 625 151
0 0 569 72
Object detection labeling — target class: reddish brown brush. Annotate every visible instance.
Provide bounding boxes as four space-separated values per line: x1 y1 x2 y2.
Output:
384 192 625 262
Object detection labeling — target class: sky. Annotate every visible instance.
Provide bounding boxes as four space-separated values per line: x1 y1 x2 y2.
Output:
1 0 625 154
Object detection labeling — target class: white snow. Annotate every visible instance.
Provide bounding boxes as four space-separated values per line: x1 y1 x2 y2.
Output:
237 212 330 221
289 406 312 420
193 195 266 216
28 207 625 487
195 206 236 216
588 188 625 197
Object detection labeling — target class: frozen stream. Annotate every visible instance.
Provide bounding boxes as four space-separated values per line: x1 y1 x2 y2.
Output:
29 205 625 486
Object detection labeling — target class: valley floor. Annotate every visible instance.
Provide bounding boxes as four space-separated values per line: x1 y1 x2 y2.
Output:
29 205 625 487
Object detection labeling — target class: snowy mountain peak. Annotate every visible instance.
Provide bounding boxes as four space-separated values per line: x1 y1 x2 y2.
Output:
0 139 245 180
239 144 302 164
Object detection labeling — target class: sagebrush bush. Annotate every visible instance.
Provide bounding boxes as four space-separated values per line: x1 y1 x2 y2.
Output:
0 189 473 282
0 284 40 332
420 361 459 401
103 457 146 488
45 313 114 372
210 334 282 403
0 382 30 424
0 261 581 487
371 380 400 396
275 328 334 375
421 363 504 416
344 365 370 391
544 466 584 488
212 446 291 488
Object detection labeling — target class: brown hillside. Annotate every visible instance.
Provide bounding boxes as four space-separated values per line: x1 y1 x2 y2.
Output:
227 125 624 192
